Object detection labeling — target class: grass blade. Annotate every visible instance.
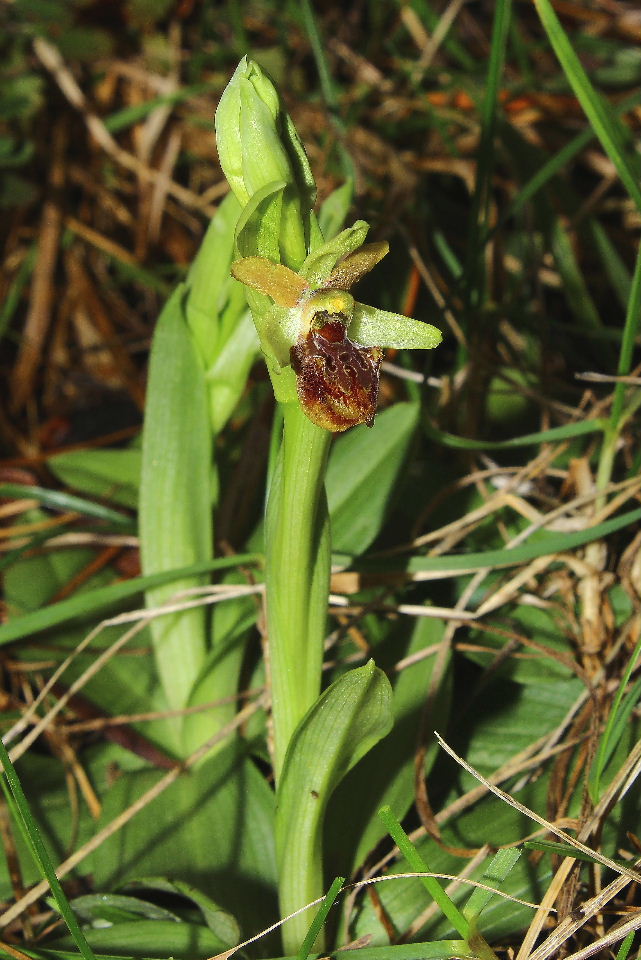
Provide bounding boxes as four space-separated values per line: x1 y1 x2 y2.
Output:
0 739 96 960
533 0 641 213
377 805 470 940
0 554 261 646
464 0 512 312
373 506 641 575
424 418 607 451
0 483 134 529
296 876 344 960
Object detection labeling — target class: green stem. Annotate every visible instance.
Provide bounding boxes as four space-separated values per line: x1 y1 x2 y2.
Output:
266 402 332 780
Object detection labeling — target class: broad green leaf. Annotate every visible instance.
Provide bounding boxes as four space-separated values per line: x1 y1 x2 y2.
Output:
185 190 241 365
139 285 213 725
91 745 276 937
459 675 584 777
3 525 181 753
120 878 239 945
463 602 575 683
206 308 259 433
182 603 254 753
318 180 353 241
65 893 180 925
47 919 226 960
47 449 141 510
276 660 393 951
3 526 96 618
328 617 452 876
326 403 419 554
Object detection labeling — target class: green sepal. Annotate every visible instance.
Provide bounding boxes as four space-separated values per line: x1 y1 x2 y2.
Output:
262 304 302 369
234 181 289 366
238 81 294 205
282 109 317 220
300 220 370 287
349 302 443 350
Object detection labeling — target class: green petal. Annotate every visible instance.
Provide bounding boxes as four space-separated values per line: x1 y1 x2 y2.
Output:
300 221 370 287
349 303 443 349
324 241 389 291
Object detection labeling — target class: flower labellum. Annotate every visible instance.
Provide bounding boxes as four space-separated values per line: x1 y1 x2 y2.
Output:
291 304 383 432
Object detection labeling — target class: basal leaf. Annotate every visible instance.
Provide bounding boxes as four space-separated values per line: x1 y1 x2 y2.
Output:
276 660 393 951
326 403 420 554
91 744 276 938
47 919 226 960
327 617 452 876
139 286 213 725
47 448 141 510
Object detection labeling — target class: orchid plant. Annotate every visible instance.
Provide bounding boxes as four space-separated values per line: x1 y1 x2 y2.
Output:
215 57 441 950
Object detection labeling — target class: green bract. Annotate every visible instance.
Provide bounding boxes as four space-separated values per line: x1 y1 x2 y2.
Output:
215 56 315 269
